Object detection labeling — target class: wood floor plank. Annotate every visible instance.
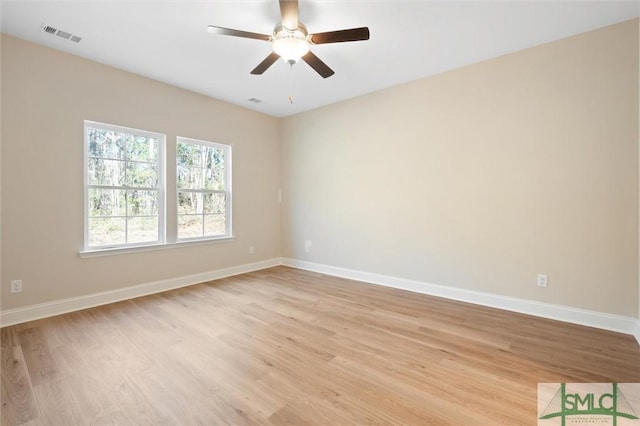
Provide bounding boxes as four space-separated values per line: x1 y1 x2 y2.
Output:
31 377 81 426
129 365 225 425
49 344 131 424
1 266 639 425
1 346 39 426
16 328 58 387
0 328 19 350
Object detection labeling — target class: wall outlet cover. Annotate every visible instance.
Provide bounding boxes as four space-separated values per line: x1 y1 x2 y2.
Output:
10 280 23 293
537 274 548 288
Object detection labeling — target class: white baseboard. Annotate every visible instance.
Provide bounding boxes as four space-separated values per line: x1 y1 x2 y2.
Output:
282 258 640 342
0 258 281 327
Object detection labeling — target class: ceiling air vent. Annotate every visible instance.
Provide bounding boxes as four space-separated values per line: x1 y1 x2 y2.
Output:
56 30 71 40
41 24 82 43
248 98 262 104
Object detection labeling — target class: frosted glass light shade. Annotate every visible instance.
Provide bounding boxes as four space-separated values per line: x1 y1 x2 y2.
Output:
273 36 309 64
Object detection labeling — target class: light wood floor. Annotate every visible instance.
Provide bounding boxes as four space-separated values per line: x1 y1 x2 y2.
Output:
2 266 639 425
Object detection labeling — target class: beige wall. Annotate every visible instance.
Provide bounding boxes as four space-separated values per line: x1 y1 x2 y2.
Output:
0 35 3 312
1 35 281 310
282 19 639 317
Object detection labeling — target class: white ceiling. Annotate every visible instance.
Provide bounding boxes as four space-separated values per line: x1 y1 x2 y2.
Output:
1 1 638 117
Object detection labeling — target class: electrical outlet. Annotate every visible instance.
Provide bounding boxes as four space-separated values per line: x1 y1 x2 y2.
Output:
249 246 255 254
537 274 548 288
304 240 312 253
10 280 23 293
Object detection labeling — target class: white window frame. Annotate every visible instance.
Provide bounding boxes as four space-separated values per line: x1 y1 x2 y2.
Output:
84 120 166 251
176 136 232 242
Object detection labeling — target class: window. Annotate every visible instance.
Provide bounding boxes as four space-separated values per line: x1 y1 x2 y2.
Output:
177 137 231 240
83 122 232 254
85 121 165 249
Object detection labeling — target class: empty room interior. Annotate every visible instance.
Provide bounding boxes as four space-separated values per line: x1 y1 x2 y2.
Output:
1 0 640 424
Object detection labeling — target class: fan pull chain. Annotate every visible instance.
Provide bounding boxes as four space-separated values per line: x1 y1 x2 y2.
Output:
288 63 294 104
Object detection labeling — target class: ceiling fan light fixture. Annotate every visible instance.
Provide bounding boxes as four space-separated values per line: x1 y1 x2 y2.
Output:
208 0 370 78
272 28 309 64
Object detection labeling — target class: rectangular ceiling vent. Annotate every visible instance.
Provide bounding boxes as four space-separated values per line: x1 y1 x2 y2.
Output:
41 24 82 43
56 30 72 40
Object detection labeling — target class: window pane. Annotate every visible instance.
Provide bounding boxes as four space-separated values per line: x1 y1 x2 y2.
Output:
204 214 225 236
203 147 224 190
204 147 223 169
89 217 125 246
204 167 224 191
177 166 203 190
178 215 203 239
87 128 125 160
88 189 126 217
178 191 203 215
204 193 225 214
127 135 157 162
88 158 125 186
126 161 158 188
176 165 187 189
128 217 158 243
177 143 202 167
127 190 158 216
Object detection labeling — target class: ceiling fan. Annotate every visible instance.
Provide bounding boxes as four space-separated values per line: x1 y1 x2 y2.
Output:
207 0 370 78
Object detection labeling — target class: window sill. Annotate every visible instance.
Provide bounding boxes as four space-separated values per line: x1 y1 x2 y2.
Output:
79 236 236 258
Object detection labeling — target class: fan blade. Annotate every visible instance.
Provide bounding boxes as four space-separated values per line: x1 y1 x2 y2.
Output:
279 0 299 30
310 27 370 44
251 52 281 75
301 51 334 78
207 25 271 41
